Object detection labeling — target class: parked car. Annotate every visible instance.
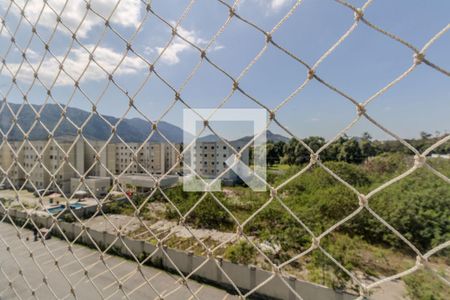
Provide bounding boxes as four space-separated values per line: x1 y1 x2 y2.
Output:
0 183 5 190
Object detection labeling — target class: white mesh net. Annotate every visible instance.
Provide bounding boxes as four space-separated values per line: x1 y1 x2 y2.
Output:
0 0 449 299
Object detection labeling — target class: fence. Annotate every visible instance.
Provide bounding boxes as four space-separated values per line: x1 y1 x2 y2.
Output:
0 0 449 299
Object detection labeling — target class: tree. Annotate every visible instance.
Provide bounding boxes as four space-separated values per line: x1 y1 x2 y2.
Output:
266 141 285 166
338 139 363 163
420 131 432 140
360 139 377 159
282 137 325 165
361 132 372 141
322 135 348 161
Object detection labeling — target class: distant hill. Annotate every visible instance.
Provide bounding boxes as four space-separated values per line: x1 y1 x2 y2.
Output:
0 103 185 143
199 131 289 143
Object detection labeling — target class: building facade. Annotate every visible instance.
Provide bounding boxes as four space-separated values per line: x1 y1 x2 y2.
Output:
84 140 116 177
115 142 180 175
0 142 19 185
2 138 180 195
191 140 249 183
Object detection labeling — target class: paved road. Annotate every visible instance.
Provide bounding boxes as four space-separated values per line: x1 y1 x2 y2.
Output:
0 222 236 299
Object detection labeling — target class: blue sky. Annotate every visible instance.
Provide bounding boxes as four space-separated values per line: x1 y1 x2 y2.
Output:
0 0 449 141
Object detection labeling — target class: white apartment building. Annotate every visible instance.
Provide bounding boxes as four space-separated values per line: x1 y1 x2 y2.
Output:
84 140 116 177
21 139 84 192
192 140 249 183
0 141 20 185
2 138 181 195
115 142 180 175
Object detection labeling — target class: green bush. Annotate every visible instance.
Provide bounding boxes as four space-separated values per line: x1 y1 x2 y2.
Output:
403 269 450 300
224 240 256 265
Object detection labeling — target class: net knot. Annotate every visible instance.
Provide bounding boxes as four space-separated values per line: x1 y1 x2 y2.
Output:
414 154 426 168
354 8 364 21
270 187 277 198
416 255 427 267
414 52 425 65
358 194 368 207
310 153 319 164
357 103 366 116
269 110 276 120
207 248 213 258
312 237 320 249
272 265 281 274
229 7 235 17
236 226 243 236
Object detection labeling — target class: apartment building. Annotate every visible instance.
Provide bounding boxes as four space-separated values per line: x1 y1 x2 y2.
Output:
0 142 20 185
115 142 180 175
2 138 181 194
16 138 84 192
84 140 116 177
192 140 249 183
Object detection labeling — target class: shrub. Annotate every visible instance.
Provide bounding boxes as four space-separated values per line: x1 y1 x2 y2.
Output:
224 240 256 265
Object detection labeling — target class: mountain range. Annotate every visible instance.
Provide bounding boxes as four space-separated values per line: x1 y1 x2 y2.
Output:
0 103 289 143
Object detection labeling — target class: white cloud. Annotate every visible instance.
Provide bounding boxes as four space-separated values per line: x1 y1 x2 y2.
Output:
242 0 293 14
269 0 292 11
5 45 146 86
149 25 222 65
5 0 141 38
